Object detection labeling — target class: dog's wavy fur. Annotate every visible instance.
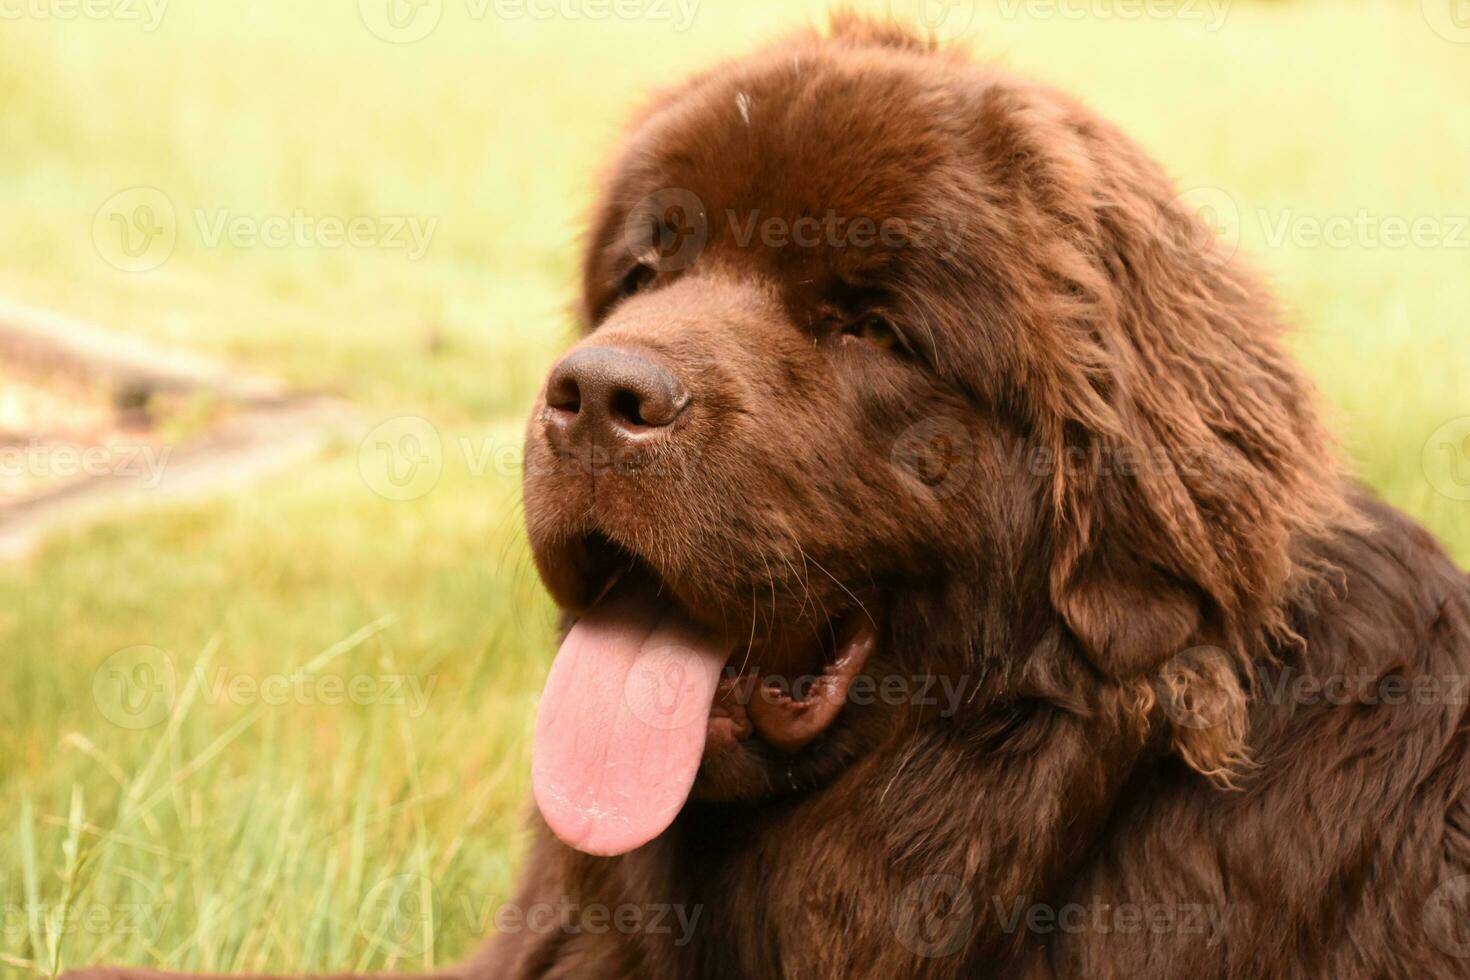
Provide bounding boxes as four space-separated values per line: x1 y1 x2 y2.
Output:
68 16 1470 980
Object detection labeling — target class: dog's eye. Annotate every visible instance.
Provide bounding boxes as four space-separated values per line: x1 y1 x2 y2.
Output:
842 315 902 351
616 263 656 299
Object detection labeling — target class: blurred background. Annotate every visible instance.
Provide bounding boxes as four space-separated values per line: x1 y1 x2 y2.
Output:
1 0 1467 974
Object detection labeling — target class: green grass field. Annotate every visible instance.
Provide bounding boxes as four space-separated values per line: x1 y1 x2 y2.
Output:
1 0 1467 974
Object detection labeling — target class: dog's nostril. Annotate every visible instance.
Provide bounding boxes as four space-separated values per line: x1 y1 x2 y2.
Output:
546 375 582 416
609 387 647 428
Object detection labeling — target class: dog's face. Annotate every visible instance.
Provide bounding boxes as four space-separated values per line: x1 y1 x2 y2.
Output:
522 36 1058 856
520 23 1341 858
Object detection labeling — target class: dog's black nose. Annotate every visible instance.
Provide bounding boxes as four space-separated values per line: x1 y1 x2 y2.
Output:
543 347 689 447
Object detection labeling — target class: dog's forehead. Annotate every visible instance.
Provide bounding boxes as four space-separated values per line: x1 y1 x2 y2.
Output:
608 55 965 270
580 48 1001 363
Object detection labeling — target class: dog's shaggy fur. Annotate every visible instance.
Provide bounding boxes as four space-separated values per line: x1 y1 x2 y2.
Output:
69 17 1470 980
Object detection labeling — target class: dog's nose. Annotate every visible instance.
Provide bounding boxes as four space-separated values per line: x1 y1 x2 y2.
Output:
543 347 689 446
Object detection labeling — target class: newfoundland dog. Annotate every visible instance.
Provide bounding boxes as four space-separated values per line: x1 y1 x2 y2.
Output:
69 15 1470 980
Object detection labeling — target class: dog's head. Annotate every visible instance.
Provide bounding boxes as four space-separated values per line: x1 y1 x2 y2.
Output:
521 17 1347 856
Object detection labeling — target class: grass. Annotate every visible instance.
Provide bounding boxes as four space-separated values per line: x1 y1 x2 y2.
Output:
1 0 1468 974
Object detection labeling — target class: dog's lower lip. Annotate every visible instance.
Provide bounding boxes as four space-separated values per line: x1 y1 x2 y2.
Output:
742 608 877 752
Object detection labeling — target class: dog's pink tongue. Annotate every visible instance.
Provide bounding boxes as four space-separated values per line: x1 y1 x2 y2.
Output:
533 581 727 857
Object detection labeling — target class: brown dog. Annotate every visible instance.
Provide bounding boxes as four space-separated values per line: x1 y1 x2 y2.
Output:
67 16 1470 980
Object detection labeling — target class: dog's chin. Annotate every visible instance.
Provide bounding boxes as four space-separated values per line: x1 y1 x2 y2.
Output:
690 720 871 803
691 743 780 802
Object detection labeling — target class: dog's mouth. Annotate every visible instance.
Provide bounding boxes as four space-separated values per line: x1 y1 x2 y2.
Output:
531 532 877 857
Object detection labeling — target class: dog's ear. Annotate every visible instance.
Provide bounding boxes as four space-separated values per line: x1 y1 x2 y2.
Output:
954 67 1351 785
995 84 1352 786
992 86 1349 679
